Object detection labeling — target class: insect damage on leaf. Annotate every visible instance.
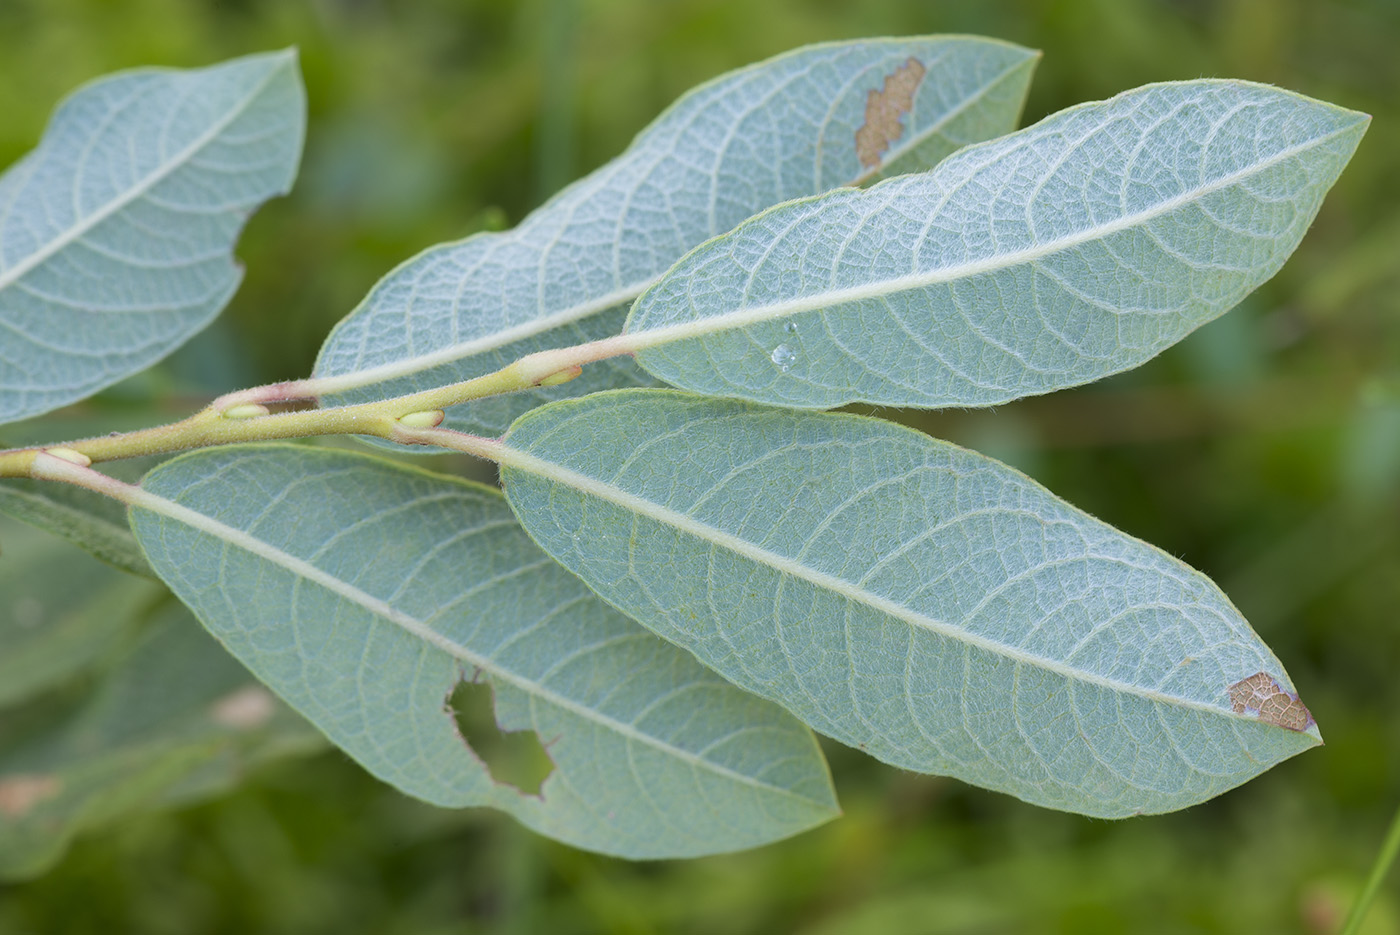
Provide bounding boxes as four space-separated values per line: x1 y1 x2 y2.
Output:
0 774 60 817
210 685 277 730
1229 672 1315 731
447 678 554 796
855 57 927 169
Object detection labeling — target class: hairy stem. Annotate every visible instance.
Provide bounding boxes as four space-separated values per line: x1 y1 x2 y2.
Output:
0 336 632 479
24 428 509 512
0 404 398 478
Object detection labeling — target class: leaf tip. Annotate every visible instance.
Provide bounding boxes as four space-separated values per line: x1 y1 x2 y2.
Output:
258 46 301 70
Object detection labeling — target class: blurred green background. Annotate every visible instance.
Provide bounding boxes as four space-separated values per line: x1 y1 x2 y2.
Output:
0 0 1397 932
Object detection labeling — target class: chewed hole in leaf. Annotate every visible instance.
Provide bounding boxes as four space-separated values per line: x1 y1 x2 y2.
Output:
1229 672 1315 732
855 57 926 169
0 774 60 817
447 679 554 796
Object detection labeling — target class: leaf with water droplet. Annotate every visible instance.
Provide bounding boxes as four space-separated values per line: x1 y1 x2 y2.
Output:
625 82 1367 410
313 37 1039 438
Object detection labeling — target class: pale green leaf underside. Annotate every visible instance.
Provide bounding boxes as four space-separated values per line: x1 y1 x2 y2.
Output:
627 81 1368 409
0 521 162 707
313 36 1037 437
501 390 1318 818
0 50 305 424
0 603 323 881
130 446 838 857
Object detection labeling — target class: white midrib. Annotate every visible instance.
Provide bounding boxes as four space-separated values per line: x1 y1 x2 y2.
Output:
495 443 1254 722
620 121 1361 354
0 62 285 294
125 484 820 804
313 55 1032 396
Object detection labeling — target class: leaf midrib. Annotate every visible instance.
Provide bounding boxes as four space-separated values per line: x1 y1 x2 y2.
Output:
0 60 286 296
625 119 1362 353
497 442 1261 723
315 49 1034 396
127 483 824 805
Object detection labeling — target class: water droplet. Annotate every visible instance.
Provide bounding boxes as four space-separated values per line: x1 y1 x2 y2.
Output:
770 344 798 372
783 321 798 334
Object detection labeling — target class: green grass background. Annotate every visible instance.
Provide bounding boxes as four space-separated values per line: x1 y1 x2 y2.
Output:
0 0 1397 931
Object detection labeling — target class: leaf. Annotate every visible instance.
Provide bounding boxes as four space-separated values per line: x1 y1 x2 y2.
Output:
625 81 1368 409
0 50 306 424
0 479 154 578
313 37 1038 437
0 521 163 706
128 445 839 857
0 413 188 577
498 390 1319 818
0 602 323 880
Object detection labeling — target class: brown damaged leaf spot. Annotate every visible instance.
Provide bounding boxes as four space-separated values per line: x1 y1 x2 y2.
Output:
0 774 61 817
855 57 927 170
1229 672 1314 732
210 685 277 730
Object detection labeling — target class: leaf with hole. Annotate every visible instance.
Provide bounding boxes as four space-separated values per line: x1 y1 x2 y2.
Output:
0 49 305 424
312 37 1038 437
128 445 839 857
498 390 1318 818
624 81 1367 409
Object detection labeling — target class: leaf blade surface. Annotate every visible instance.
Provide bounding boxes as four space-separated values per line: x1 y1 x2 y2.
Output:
626 81 1368 408
129 445 838 857
0 50 305 423
313 37 1038 436
500 390 1318 817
